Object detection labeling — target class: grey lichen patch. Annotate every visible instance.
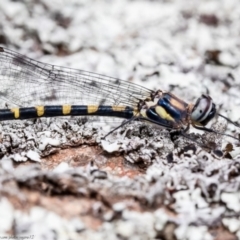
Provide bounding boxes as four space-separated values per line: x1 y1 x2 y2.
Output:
101 122 174 165
0 118 100 161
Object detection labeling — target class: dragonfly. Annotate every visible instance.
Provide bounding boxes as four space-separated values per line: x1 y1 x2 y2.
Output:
0 46 238 148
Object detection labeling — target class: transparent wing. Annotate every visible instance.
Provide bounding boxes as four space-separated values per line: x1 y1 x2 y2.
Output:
0 47 152 108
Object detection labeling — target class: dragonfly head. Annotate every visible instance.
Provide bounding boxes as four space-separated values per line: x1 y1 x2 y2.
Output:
190 94 216 126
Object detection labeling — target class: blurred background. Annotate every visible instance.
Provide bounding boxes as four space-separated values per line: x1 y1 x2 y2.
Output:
1 0 240 239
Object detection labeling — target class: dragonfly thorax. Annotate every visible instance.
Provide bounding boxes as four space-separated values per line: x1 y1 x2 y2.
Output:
138 90 190 129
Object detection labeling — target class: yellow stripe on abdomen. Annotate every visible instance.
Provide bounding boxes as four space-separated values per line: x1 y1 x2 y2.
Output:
112 106 127 112
62 105 71 115
35 106 44 117
87 105 98 114
10 108 20 119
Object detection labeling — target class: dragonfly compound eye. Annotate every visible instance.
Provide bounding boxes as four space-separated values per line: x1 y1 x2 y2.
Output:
191 95 216 126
